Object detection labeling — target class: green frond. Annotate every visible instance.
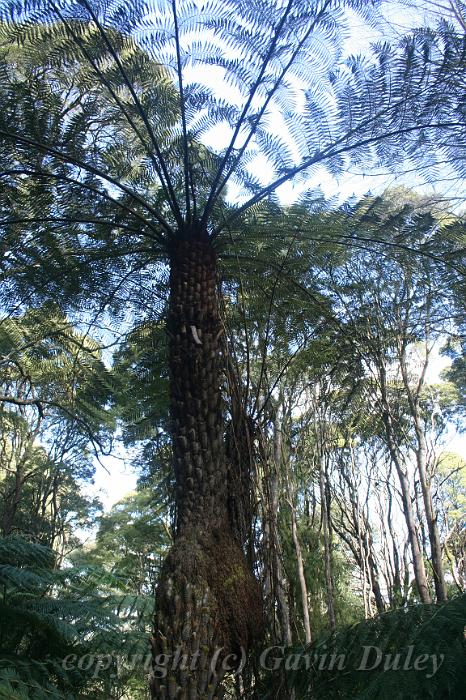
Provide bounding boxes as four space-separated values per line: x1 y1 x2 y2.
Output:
0 535 55 568
282 594 466 700
0 535 154 698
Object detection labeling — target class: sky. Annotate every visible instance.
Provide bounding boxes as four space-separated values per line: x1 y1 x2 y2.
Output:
173 0 464 212
85 450 138 513
79 0 466 519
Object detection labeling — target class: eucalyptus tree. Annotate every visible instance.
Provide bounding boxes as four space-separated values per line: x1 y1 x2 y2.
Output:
433 451 466 593
321 194 465 604
1 1 466 696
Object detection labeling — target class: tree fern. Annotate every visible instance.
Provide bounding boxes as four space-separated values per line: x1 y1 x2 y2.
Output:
278 594 466 700
1 2 466 696
0 535 154 698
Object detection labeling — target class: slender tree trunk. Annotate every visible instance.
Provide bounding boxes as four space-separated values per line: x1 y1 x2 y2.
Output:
378 365 432 604
266 412 292 646
389 448 431 603
395 464 431 602
385 477 404 606
319 453 336 632
263 510 292 648
366 536 385 614
2 461 24 536
444 527 465 592
151 236 263 700
412 421 447 602
397 287 447 603
289 500 312 644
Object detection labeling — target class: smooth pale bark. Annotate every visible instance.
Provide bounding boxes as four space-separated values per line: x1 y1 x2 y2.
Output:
399 348 447 603
366 531 386 614
244 398 293 699
262 465 293 647
348 447 385 614
384 477 405 606
335 521 386 615
378 362 432 604
386 439 432 603
444 527 465 592
413 426 447 602
289 499 312 644
267 411 292 646
262 409 296 700
319 453 336 632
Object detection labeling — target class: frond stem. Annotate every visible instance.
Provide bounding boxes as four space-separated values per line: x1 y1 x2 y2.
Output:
172 0 191 223
0 169 164 242
0 133 173 238
51 0 183 225
200 0 295 229
210 0 333 212
216 120 465 236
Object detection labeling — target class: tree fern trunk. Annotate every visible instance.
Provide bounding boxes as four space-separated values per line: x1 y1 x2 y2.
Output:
151 236 263 700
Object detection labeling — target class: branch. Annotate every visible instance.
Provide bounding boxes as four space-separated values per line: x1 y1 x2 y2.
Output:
207 0 333 214
0 168 161 241
0 130 173 237
50 0 183 226
0 394 44 418
0 393 110 456
217 120 465 235
253 229 301 415
200 0 296 227
172 0 190 222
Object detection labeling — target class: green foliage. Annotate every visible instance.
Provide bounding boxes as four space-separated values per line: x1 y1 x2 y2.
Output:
0 303 115 446
280 504 364 638
75 488 170 595
1 2 466 697
281 594 466 700
113 321 170 445
0 534 153 699
0 305 116 550
0 1 465 327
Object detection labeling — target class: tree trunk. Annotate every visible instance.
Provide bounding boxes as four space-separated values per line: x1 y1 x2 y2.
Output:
389 448 431 603
397 289 447 603
262 469 293 700
385 476 405 606
271 408 293 646
2 460 25 537
151 236 263 699
319 454 336 632
366 535 386 614
290 500 312 644
378 364 432 604
411 417 447 603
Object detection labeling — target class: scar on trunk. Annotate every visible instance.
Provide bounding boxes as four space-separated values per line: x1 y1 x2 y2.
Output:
190 325 202 345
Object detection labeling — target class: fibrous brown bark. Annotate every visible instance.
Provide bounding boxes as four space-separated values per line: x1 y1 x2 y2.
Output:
151 235 263 699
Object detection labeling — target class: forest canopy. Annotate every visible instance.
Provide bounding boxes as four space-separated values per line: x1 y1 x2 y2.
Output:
0 1 465 699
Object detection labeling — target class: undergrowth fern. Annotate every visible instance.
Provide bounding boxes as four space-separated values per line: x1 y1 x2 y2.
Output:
274 594 466 700
0 535 153 699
